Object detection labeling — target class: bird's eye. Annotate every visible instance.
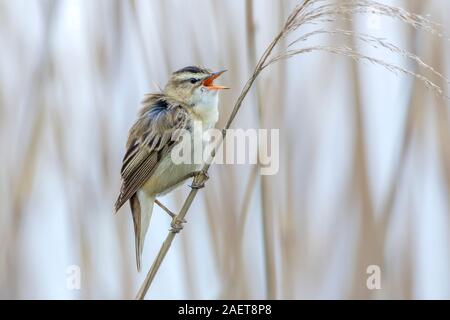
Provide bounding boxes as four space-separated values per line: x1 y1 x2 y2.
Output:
189 78 199 84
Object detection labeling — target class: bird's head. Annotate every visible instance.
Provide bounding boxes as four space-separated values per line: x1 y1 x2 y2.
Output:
164 66 228 107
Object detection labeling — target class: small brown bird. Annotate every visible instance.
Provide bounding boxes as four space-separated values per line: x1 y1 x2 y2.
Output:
115 66 228 271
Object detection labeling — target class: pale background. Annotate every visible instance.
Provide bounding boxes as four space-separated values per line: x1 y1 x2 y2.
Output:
0 0 449 299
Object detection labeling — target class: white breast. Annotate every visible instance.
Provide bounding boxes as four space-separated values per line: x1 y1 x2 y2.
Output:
190 89 220 129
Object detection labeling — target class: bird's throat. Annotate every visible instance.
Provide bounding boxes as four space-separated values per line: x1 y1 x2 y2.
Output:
191 95 219 128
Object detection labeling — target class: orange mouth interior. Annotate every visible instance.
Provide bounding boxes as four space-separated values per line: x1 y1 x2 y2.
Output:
203 73 229 90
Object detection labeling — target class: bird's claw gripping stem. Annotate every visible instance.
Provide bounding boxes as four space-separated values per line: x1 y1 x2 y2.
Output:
190 171 209 189
170 216 185 233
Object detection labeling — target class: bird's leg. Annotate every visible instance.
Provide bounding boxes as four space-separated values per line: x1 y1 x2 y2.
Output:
154 169 209 233
190 170 209 189
155 199 187 222
155 199 175 218
155 199 186 233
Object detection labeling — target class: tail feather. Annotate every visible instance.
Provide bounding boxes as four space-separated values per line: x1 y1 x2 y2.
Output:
114 190 125 213
130 191 155 272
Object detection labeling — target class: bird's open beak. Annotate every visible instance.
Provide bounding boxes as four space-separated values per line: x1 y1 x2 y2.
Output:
202 70 229 90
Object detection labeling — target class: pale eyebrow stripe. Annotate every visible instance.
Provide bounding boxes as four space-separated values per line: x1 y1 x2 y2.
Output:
175 73 206 81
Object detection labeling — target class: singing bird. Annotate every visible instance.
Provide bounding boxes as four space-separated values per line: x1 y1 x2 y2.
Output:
115 66 228 271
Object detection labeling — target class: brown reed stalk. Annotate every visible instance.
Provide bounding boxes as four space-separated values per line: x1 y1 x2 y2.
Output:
245 0 277 299
135 0 448 299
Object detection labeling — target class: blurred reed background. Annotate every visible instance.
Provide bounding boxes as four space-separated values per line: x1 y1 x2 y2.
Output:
0 0 449 299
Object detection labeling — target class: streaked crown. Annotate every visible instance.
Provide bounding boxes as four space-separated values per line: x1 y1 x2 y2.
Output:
170 66 212 83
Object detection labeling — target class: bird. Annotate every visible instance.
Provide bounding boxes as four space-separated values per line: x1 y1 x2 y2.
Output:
115 66 228 271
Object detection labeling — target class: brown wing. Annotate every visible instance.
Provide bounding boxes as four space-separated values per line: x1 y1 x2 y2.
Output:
114 98 190 212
